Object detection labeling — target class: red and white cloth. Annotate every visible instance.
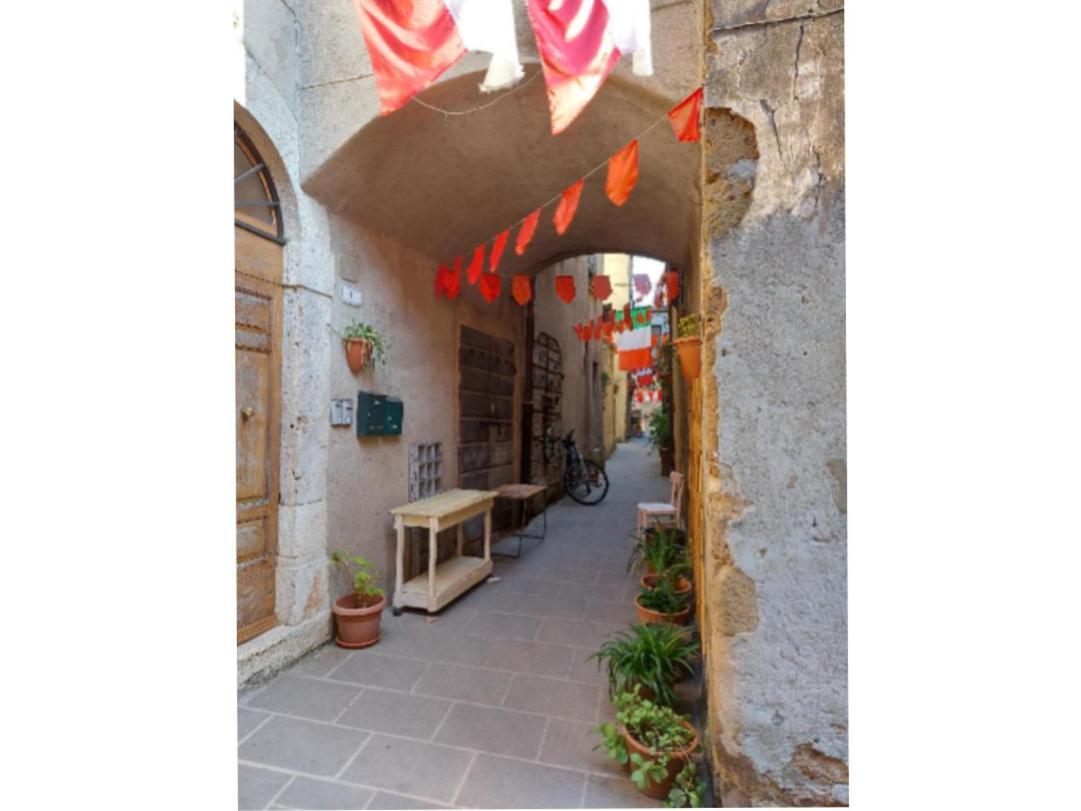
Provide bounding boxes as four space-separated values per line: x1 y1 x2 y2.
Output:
616 323 652 371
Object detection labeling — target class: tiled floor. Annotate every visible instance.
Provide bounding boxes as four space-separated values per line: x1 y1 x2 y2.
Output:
239 439 678 810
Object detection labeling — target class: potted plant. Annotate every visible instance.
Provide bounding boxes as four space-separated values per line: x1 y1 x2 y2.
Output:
330 551 385 648
596 687 699 800
673 315 701 382
628 528 689 579
647 407 675 475
666 762 708 808
590 623 699 707
635 576 692 626
342 321 386 374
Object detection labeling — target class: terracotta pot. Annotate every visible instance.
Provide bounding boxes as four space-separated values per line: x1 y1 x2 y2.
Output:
641 574 692 597
344 339 373 373
635 594 691 626
673 336 701 382
332 592 385 648
620 720 698 799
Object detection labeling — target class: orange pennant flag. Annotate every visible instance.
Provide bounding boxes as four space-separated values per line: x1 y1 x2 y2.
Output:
466 244 484 285
553 179 584 236
435 257 462 300
490 229 509 273
479 273 501 303
512 274 532 305
668 88 703 142
555 274 576 303
590 274 612 301
515 209 541 256
605 140 639 206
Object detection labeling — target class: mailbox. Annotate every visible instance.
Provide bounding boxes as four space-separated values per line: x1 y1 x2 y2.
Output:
356 391 403 437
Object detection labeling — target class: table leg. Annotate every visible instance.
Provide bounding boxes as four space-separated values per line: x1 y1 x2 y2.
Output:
483 509 491 563
428 517 438 611
393 517 404 615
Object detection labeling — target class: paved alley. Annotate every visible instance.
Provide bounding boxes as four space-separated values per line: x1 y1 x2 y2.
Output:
238 439 673 810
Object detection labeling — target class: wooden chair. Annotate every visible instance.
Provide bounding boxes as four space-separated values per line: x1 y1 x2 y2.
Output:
637 472 685 536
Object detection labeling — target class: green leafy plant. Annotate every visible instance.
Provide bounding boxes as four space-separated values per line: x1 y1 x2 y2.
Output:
665 762 707 808
631 753 668 792
331 551 384 606
594 721 628 765
656 343 674 377
637 575 689 616
596 688 697 789
647 407 672 452
628 527 689 576
342 321 387 366
590 623 699 706
676 314 700 339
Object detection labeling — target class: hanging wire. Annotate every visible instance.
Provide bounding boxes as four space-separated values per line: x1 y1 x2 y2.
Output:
409 69 543 117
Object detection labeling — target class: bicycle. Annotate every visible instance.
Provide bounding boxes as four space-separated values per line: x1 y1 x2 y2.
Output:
560 429 609 505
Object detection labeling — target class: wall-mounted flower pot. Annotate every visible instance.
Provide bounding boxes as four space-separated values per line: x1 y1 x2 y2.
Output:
640 574 693 598
332 592 384 648
673 336 702 382
620 720 699 799
344 338 373 373
634 595 691 626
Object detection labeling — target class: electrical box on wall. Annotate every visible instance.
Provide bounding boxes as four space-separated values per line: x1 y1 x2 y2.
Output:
330 398 354 427
356 391 403 437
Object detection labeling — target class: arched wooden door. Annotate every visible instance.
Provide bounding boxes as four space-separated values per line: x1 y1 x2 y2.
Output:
234 125 284 644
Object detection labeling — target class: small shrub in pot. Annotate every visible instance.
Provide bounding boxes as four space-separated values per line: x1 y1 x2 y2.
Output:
590 622 699 707
330 551 385 648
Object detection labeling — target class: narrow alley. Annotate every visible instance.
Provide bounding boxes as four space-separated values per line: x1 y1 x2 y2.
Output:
239 439 680 810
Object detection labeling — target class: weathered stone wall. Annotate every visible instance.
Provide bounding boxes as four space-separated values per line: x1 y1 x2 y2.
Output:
699 1 847 804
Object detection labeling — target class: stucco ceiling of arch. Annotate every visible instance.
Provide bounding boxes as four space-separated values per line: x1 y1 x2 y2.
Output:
302 70 722 275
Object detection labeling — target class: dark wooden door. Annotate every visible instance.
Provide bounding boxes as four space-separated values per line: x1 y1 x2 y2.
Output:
530 333 564 494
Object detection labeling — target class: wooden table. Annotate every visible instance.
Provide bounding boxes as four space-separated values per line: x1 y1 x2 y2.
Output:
493 483 548 559
389 488 497 614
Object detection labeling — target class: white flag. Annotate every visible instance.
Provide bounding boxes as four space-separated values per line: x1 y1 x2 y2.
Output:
444 0 524 92
602 0 653 76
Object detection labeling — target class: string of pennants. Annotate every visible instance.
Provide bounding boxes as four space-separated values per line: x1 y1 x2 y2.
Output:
433 87 703 306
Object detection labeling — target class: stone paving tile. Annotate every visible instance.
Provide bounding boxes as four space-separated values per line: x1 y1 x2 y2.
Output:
583 598 639 625
453 584 524 613
341 734 473 803
433 702 548 759
557 581 625 603
512 593 589 620
378 626 495 667
240 715 369 777
566 648 609 686
536 616 624 650
238 707 271 741
290 643 353 677
246 675 362 722
463 610 541 640
368 791 450 809
584 773 661 808
502 673 605 722
483 637 575 678
538 565 604 584
538 717 624 778
337 686 452 739
598 571 640 588
277 776 374 810
412 662 513 706
497 577 563 597
330 652 431 691
239 764 292 810
455 754 587 809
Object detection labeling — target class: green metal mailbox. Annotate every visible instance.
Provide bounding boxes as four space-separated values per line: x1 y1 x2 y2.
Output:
356 392 403 437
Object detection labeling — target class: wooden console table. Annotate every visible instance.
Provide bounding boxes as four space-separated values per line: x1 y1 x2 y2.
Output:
389 488 497 614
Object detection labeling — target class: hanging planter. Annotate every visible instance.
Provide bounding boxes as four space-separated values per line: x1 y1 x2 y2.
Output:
673 314 701 382
342 321 387 374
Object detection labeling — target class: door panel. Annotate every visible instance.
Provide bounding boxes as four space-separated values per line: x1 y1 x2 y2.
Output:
235 262 282 644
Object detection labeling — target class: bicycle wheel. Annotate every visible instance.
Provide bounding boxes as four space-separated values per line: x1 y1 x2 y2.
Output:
565 459 609 505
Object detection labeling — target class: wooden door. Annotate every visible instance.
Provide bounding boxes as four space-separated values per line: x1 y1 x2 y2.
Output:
530 333 564 494
235 264 282 643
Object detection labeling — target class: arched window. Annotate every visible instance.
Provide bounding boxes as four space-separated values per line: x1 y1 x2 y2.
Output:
234 124 283 240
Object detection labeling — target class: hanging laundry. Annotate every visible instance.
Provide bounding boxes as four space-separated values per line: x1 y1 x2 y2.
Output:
512 274 533 305
634 273 652 298
617 324 652 370
668 87 704 142
653 285 666 309
515 209 541 255
479 272 501 302
466 244 485 284
489 229 510 273
591 275 612 300
664 270 680 302
638 373 653 387
444 0 523 92
602 0 653 76
605 139 639 207
555 274 576 303
525 0 620 134
553 179 584 236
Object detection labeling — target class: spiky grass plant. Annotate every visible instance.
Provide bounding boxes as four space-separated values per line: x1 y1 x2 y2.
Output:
590 623 699 707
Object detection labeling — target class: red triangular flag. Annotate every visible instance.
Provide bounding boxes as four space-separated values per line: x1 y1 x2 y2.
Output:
352 0 466 115
555 274 576 303
489 229 509 273
605 140 639 206
668 88 703 142
590 275 612 300
664 270 680 302
512 274 532 305
435 257 462 300
524 0 620 135
479 273 501 303
553 179 584 236
466 244 484 285
515 209 541 256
